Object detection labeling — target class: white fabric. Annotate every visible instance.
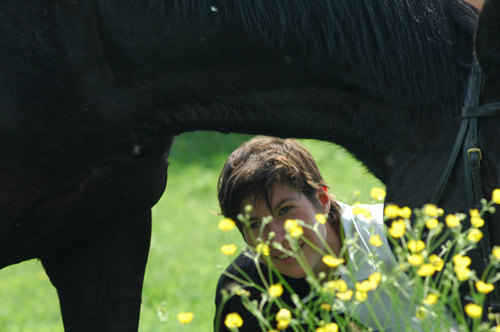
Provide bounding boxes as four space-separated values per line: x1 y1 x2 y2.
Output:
334 203 457 332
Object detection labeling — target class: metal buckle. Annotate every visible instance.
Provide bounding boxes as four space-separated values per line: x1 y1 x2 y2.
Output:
489 307 500 325
467 148 482 161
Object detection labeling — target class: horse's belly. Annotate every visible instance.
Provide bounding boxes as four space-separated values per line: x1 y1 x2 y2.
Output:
0 149 171 268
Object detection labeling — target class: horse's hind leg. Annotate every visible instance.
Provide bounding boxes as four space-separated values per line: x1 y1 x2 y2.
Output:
40 209 152 331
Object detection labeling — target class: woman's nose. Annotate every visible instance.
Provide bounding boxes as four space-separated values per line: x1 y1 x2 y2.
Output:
266 219 286 242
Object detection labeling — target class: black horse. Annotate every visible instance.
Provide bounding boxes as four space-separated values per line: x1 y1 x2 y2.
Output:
0 0 497 330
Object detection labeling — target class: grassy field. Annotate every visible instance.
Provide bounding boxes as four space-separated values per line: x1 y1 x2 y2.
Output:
0 132 382 331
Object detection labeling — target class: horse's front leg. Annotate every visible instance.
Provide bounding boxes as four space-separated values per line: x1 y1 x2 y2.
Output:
40 209 152 332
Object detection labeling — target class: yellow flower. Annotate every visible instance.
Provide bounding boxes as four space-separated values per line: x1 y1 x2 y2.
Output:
454 266 471 281
316 214 327 224
407 239 425 253
425 218 439 229
355 291 368 302
423 204 439 217
467 228 483 243
177 312 194 324
445 214 460 228
320 303 331 311
475 281 495 294
493 246 500 260
369 234 383 247
336 290 353 301
352 205 372 218
469 209 480 218
384 204 400 219
464 303 482 319
429 254 444 271
218 218 236 231
407 254 424 266
399 206 412 219
368 272 382 287
225 312 243 328
316 323 339 332
388 219 406 238
268 284 284 298
276 308 292 329
423 293 438 306
416 306 427 320
417 264 436 277
356 280 376 292
220 244 237 256
471 216 484 228
322 255 345 268
493 188 500 204
370 187 386 200
329 279 348 292
256 243 270 256
453 254 471 268
495 326 500 332
284 219 303 238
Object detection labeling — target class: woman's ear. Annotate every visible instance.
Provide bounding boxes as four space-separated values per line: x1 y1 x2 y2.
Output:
317 187 331 213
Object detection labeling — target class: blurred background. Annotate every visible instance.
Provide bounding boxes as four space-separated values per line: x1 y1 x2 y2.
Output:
0 132 382 331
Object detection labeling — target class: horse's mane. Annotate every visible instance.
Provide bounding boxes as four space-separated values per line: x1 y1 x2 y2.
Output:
166 0 478 116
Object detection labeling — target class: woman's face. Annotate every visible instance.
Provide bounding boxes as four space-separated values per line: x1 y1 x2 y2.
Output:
240 183 341 278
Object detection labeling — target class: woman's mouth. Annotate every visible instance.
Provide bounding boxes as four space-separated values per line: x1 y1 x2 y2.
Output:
274 242 305 261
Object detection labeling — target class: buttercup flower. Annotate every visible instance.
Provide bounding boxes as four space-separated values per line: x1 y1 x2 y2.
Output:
429 254 444 271
423 293 438 306
388 219 406 238
276 308 292 329
475 281 495 294
384 204 400 219
493 246 500 260
220 244 237 255
407 239 425 253
423 204 440 217
268 284 284 298
316 214 327 224
368 272 382 287
493 188 500 204
218 218 236 231
322 255 345 268
177 312 194 324
284 219 303 238
316 323 339 332
407 254 424 266
352 205 372 218
256 243 270 256
336 290 353 301
453 254 471 268
320 303 331 311
464 303 482 319
369 234 383 247
425 218 439 229
399 206 412 219
454 266 471 281
370 187 386 200
225 312 243 328
355 291 368 302
471 216 484 228
417 264 436 277
445 214 460 228
467 228 483 243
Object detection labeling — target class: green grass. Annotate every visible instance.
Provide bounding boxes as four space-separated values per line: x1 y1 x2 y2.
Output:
0 133 381 331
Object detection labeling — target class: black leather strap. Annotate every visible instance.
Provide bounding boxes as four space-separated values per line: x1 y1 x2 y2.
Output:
431 62 500 314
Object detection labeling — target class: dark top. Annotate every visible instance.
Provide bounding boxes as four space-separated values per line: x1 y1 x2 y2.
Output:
214 251 311 332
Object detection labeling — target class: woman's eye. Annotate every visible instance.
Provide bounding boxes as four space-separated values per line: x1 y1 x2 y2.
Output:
249 221 261 229
278 206 291 216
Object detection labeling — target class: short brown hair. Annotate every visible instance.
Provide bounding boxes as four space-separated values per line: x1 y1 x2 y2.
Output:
217 136 341 235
